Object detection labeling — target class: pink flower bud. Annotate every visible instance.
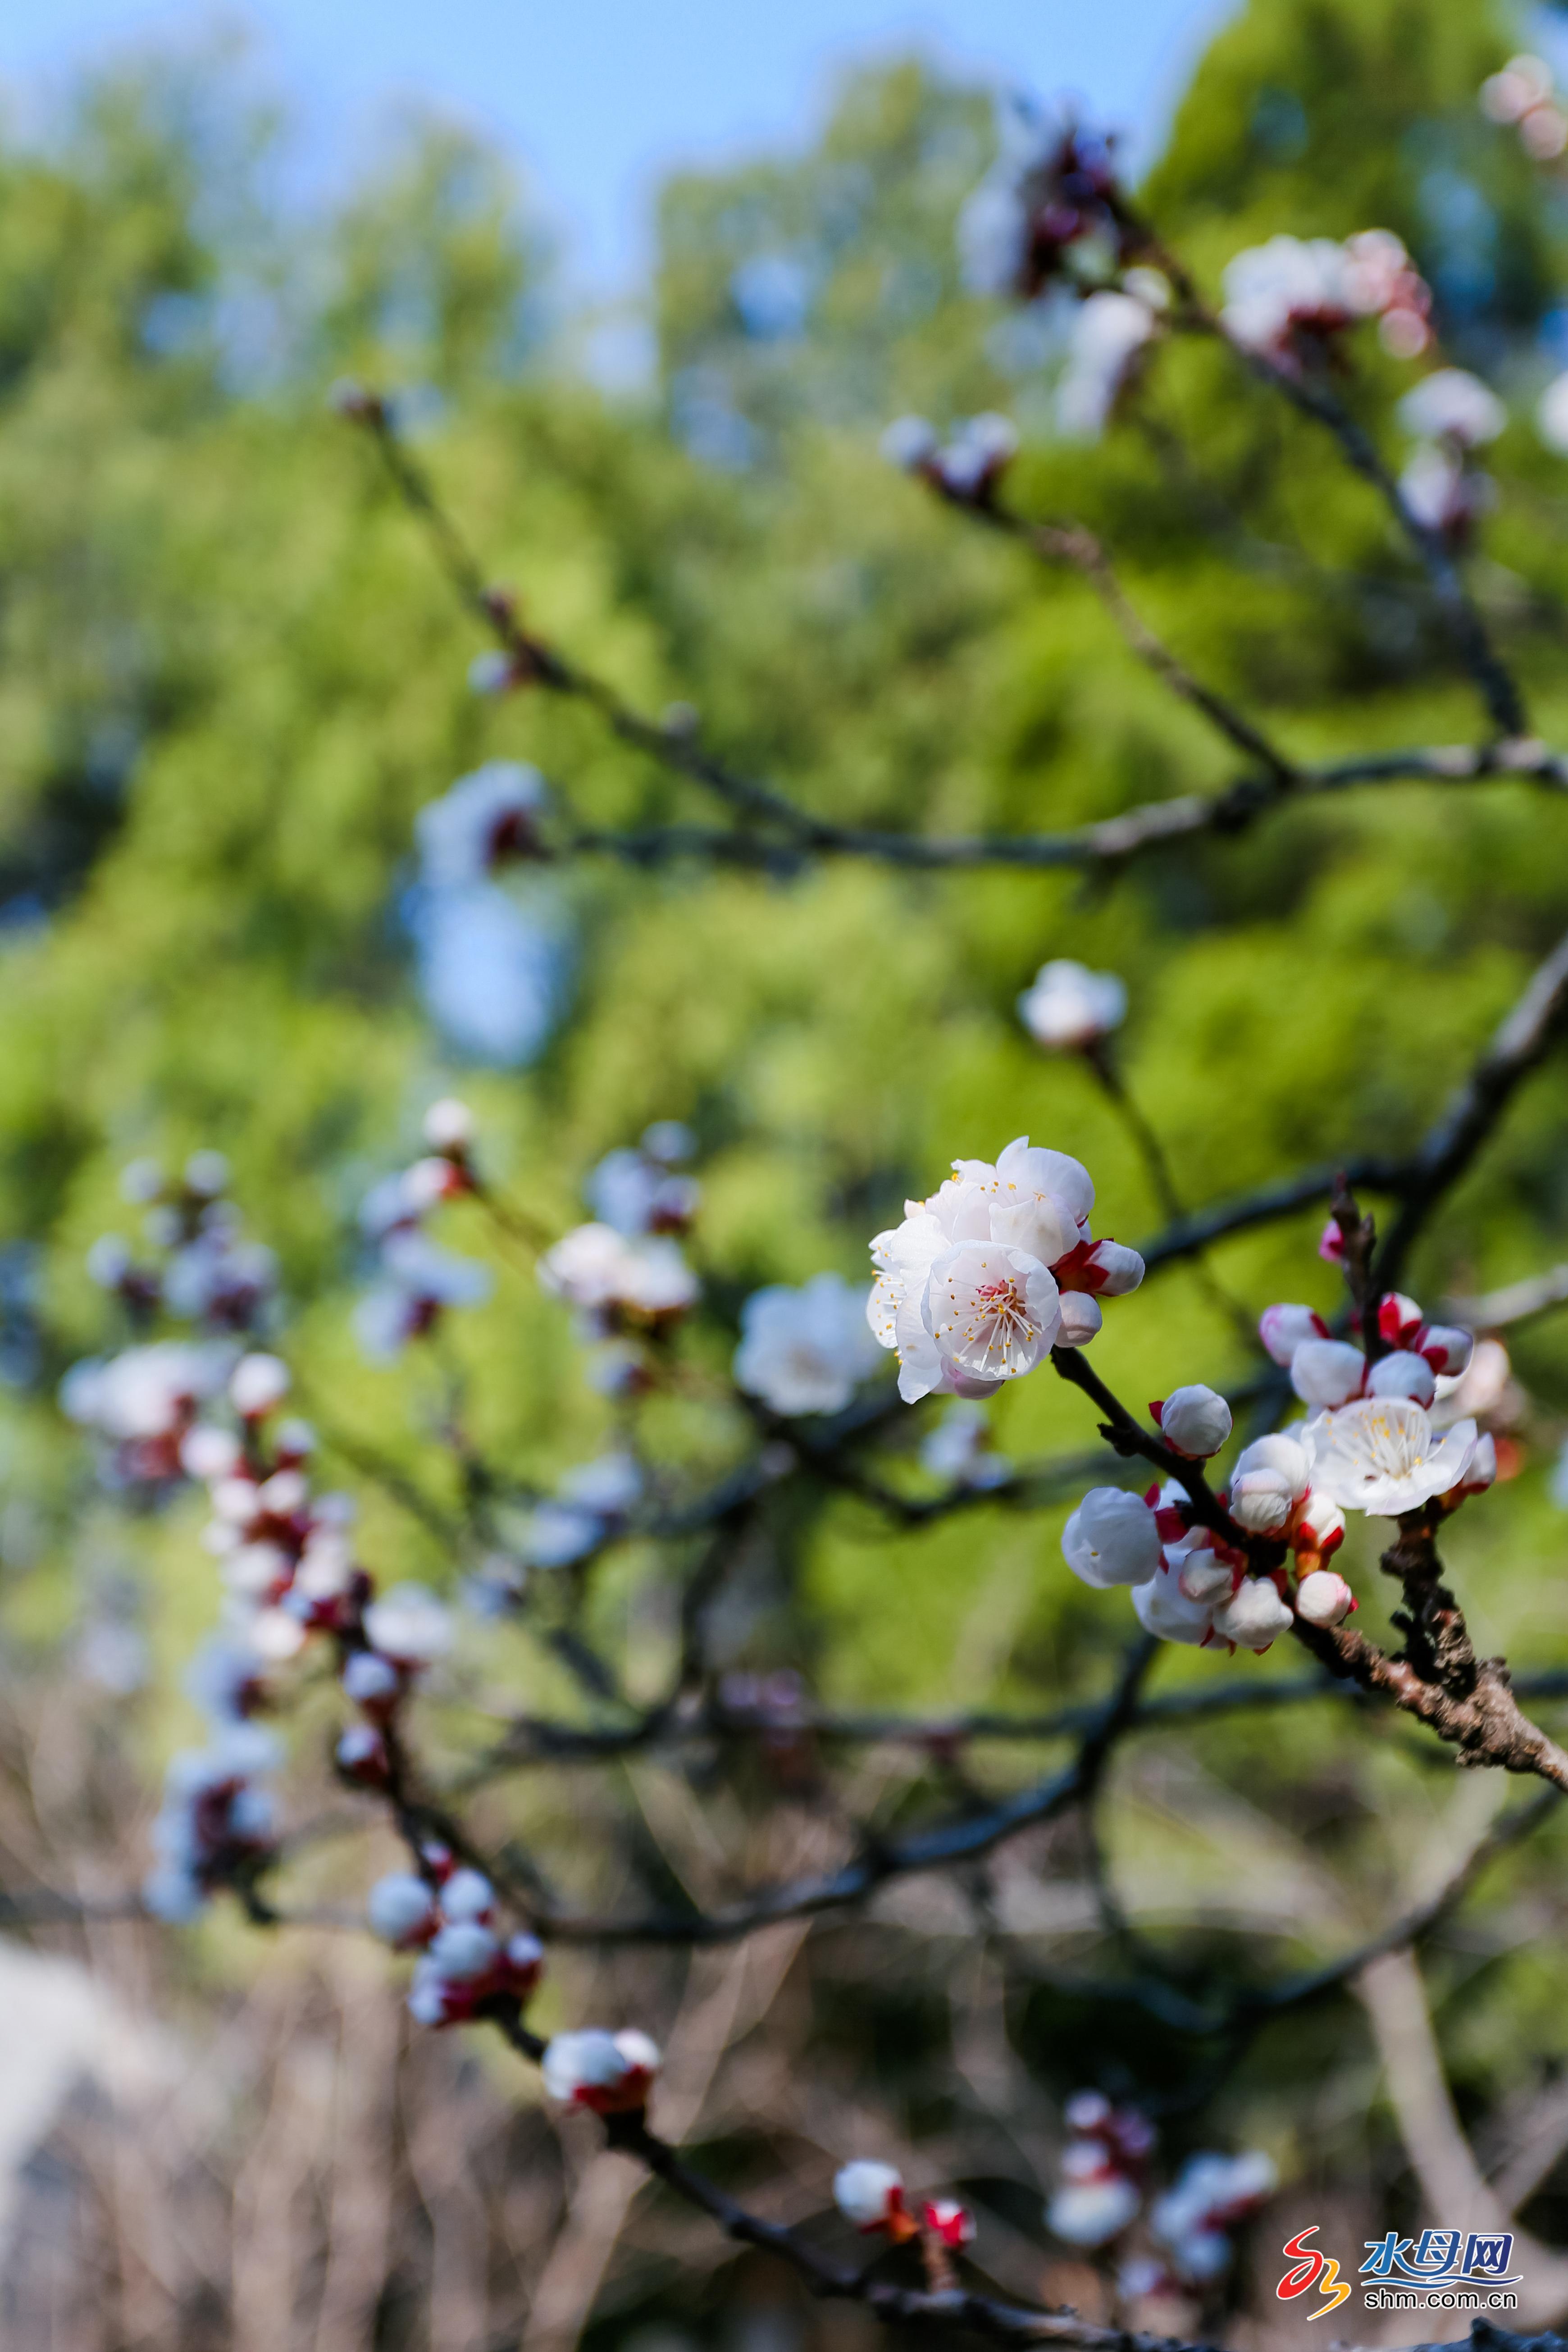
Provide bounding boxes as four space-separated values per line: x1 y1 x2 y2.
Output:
1258 1303 1329 1366
1317 1218 1347 1265
1418 1322 1473 1377
922 2199 975 2249
1290 1338 1365 1408
1290 1489 1345 1556
1367 1350 1436 1407
1062 1489 1162 1589
1080 1239 1144 1297
1377 1292 1424 1348
1295 1568 1354 1627
1153 1385 1232 1459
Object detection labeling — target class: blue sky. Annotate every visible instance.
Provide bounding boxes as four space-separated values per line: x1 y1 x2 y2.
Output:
0 0 1232 296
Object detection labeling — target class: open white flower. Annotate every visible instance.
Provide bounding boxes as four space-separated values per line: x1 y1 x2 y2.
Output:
867 1137 1137 1404
1056 294 1157 440
1397 368 1506 447
1017 958 1127 1049
734 1274 882 1416
1308 1399 1478 1516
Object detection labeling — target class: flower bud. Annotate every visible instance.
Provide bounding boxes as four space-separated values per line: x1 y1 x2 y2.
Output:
1210 1575 1293 1651
922 2199 975 2249
1079 1239 1144 1298
335 1724 387 1783
1418 1322 1473 1377
503 1931 546 1993
1062 1489 1162 1589
1232 1433 1311 1496
1258 1304 1328 1367
1176 1546 1235 1605
1295 1568 1354 1627
1376 1292 1425 1348
342 1650 401 1707
368 1871 438 1947
1367 1349 1436 1407
541 2027 661 2113
1056 1291 1103 1347
181 1425 242 1482
880 415 938 472
424 1097 474 1154
1291 1488 1345 1557
1047 2176 1140 2247
231 1353 290 1420
834 2160 906 2230
438 1868 495 1924
1228 1469 1295 1535
1290 1338 1366 1408
1153 1386 1232 1459
427 1922 499 1982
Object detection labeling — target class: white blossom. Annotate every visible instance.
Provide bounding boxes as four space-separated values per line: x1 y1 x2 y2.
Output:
834 2160 905 2229
423 1097 474 1152
438 1868 494 1923
1062 1489 1162 1589
1150 2151 1276 2282
1397 368 1506 447
538 1223 699 1325
1047 2175 1141 2247
362 1583 452 1665
1056 292 1157 439
61 1342 229 1442
1308 1399 1479 1515
521 1501 606 1569
416 761 547 887
231 1353 290 1419
1017 959 1127 1049
734 1274 883 1416
1226 1433 1311 1535
867 1137 1137 1404
919 1400 1012 1489
1539 371 1568 456
1154 1386 1231 1459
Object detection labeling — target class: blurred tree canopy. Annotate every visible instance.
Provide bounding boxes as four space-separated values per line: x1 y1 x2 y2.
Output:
5 0 1568 2275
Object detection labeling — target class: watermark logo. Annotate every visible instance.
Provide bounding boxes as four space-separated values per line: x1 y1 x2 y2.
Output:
1276 2227 1353 2321
1276 2227 1522 2319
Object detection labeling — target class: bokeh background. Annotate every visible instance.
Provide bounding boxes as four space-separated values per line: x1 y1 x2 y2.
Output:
3 0 1568 2344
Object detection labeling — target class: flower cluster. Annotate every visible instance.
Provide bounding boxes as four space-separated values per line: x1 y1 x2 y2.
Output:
1045 2096 1275 2291
832 2161 974 2250
868 1137 1143 1404
960 114 1133 301
1263 1286 1474 1415
356 1099 492 1359
1147 2151 1278 2286
880 411 1018 505
144 1718 280 1923
1046 2092 1153 2247
1481 53 1568 159
1396 368 1505 543
541 2028 662 2114
1017 958 1127 1052
734 1272 883 1417
1220 230 1431 368
538 1127 702 1350
415 761 548 888
367 1855 544 2027
62 1155 280 1483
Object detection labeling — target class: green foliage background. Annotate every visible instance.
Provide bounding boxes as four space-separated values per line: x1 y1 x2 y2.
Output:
4 0 1568 2225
